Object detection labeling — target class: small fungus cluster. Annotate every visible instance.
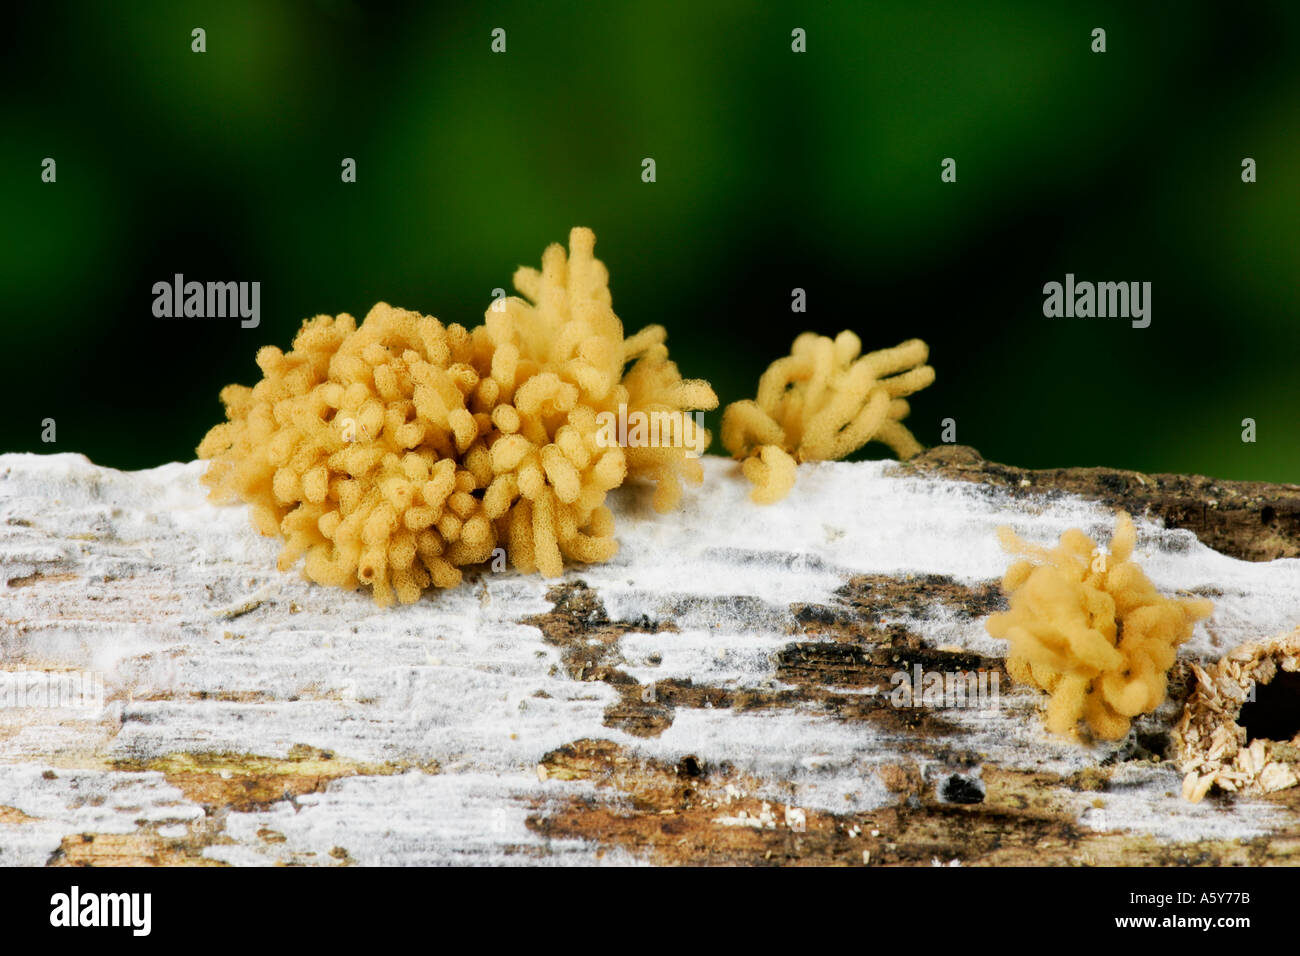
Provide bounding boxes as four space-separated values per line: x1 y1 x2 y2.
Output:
721 333 934 503
986 512 1214 741
197 228 716 606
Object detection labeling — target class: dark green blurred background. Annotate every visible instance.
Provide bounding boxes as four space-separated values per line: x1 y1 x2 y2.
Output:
3 0 1297 481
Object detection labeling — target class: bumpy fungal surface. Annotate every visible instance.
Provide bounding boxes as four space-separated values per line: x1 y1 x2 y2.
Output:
721 332 934 503
986 512 1214 742
197 228 717 606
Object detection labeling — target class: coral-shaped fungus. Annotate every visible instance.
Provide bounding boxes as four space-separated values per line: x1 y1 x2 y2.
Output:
986 512 1213 742
721 332 934 503
197 228 717 606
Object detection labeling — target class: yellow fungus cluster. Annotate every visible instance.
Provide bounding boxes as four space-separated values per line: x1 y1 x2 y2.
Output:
197 228 717 606
986 513 1214 742
721 332 934 503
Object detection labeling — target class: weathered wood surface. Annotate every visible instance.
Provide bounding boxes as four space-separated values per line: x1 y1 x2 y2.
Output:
1 448 1298 866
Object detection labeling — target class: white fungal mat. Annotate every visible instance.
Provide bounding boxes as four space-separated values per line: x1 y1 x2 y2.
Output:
1 452 1297 865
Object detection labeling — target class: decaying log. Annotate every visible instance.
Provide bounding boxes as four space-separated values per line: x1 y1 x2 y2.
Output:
1 448 1298 866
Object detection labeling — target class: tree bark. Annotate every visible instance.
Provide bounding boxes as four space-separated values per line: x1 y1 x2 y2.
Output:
1 449 1297 866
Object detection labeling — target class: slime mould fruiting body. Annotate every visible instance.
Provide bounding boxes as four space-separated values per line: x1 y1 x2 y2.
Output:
197 228 717 607
986 512 1214 742
721 332 935 503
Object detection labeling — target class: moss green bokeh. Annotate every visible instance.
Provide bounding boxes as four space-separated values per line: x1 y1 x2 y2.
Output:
3 0 1296 481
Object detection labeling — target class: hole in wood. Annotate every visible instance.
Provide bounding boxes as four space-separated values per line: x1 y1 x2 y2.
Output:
1239 670 1300 745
